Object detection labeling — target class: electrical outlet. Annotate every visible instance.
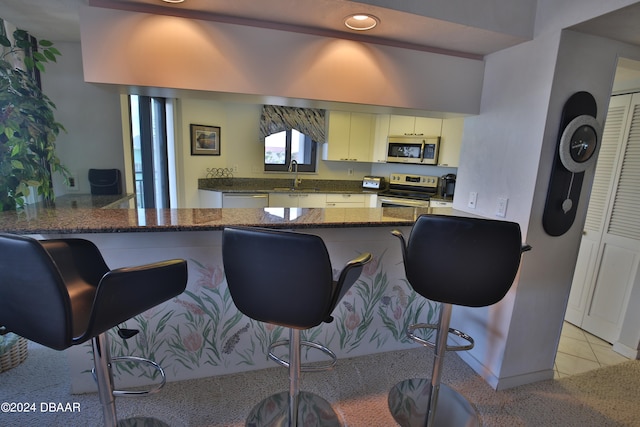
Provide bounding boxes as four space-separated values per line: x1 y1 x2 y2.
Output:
468 192 477 209
347 168 354 176
496 197 508 217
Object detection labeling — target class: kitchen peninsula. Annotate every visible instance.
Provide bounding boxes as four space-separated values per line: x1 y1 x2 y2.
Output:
1 200 456 393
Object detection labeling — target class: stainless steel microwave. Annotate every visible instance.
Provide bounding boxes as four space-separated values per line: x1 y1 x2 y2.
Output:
386 136 440 165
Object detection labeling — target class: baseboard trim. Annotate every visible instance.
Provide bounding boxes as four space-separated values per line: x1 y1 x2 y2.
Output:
612 341 639 360
457 351 555 391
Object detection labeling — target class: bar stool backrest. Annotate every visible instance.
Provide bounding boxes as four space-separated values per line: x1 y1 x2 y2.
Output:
400 215 523 308
222 227 336 330
0 233 85 350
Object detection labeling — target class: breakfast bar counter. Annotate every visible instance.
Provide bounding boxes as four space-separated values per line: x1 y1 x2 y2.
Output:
0 202 449 234
1 203 454 393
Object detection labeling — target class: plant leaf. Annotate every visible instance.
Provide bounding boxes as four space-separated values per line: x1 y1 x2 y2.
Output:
47 47 61 57
44 50 57 62
23 56 34 70
32 51 46 62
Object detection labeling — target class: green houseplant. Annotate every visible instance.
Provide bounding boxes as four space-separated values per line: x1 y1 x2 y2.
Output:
0 24 68 211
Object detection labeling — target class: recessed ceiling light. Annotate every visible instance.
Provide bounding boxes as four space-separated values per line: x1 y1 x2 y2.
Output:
344 14 379 31
162 0 185 3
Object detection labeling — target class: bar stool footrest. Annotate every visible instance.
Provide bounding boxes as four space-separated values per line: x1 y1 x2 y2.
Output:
92 355 167 397
407 323 474 352
268 340 337 372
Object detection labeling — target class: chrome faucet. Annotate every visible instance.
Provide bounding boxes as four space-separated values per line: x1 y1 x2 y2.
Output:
288 159 301 189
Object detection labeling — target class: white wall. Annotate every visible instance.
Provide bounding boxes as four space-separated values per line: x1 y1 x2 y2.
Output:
452 27 640 389
41 42 124 195
451 29 561 388
78 6 484 116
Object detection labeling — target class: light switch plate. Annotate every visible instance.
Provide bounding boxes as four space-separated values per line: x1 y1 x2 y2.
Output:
496 197 508 217
468 192 477 209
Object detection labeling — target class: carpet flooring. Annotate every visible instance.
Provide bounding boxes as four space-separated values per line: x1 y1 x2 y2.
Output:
0 341 637 426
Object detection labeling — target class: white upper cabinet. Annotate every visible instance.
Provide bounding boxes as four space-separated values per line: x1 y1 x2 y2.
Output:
388 115 442 136
372 114 391 163
324 111 462 166
438 117 464 167
323 111 376 162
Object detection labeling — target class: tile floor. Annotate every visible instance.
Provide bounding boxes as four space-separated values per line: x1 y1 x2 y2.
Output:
554 321 630 378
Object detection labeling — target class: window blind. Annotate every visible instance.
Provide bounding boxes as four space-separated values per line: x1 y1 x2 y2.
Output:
259 105 326 144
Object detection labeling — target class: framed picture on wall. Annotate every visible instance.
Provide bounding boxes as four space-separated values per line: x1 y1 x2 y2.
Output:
190 124 221 155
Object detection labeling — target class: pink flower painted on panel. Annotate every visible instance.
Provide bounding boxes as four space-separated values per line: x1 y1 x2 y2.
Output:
393 285 408 307
344 311 361 330
393 304 403 320
174 298 205 316
363 256 379 277
183 331 203 352
196 264 225 290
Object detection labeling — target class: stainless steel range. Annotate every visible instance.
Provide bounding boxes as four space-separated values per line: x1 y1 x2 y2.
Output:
377 173 439 207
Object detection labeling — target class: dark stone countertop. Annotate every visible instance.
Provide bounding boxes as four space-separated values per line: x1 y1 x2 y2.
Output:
0 204 453 235
198 178 382 194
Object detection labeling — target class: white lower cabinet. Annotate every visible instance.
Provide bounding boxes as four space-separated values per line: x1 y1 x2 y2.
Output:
269 192 373 208
222 193 269 208
325 193 366 207
199 190 223 208
268 193 327 208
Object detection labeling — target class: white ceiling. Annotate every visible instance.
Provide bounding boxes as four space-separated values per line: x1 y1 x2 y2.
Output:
2 0 640 79
0 0 532 57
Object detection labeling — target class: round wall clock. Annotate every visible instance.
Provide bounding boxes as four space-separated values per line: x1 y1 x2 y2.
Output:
558 115 601 173
543 91 601 237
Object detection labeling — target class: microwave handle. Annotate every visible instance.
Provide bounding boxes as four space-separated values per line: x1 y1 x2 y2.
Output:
419 141 425 163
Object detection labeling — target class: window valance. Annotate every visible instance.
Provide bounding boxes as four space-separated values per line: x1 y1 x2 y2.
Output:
259 105 326 143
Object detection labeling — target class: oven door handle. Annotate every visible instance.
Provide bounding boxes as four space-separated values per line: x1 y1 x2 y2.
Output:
379 197 430 208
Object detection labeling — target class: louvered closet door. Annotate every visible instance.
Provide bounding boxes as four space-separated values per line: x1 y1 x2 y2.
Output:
580 93 640 343
565 95 630 327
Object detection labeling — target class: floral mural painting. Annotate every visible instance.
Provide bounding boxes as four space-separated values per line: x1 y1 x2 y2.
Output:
107 307 177 381
378 281 438 345
166 259 246 371
72 242 440 392
334 251 388 353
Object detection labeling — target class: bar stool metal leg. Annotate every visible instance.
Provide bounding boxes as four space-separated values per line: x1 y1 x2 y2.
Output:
289 329 301 427
93 332 119 427
388 303 479 427
92 332 170 427
245 327 343 427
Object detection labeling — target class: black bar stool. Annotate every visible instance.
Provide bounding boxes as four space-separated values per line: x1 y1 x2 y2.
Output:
387 215 530 427
0 233 188 427
222 226 371 427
